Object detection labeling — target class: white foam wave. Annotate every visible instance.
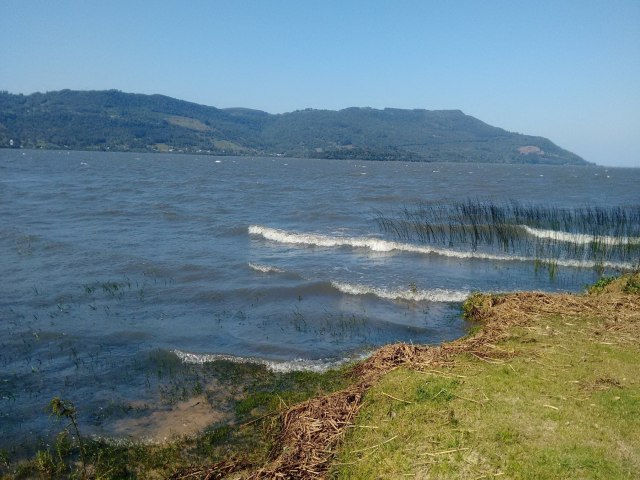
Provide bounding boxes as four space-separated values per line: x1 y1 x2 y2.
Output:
248 225 634 270
173 349 367 373
248 262 284 274
331 281 469 303
521 225 640 246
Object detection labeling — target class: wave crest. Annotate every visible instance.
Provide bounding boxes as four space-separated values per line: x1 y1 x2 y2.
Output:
331 281 468 302
249 225 635 270
248 262 284 274
172 349 367 373
521 225 640 246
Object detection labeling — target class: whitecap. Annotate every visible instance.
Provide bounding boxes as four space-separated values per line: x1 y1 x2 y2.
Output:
521 225 640 246
331 281 469 303
248 225 635 270
248 262 284 274
172 349 368 373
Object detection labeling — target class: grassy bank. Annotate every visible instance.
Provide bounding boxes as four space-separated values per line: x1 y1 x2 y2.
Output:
333 274 639 479
1 274 638 479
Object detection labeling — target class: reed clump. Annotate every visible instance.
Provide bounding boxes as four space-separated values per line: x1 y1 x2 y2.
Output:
374 200 640 270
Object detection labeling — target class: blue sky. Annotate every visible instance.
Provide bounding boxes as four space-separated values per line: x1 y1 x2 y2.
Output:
1 0 639 167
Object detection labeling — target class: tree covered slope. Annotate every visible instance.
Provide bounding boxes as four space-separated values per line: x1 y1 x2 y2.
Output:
0 90 588 164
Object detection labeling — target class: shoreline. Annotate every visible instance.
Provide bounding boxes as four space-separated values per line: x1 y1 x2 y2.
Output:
2 273 638 478
181 273 640 478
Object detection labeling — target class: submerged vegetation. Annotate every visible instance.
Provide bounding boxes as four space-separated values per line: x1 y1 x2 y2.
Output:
375 200 640 272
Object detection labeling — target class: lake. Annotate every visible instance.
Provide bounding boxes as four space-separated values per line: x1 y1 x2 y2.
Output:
1 149 638 450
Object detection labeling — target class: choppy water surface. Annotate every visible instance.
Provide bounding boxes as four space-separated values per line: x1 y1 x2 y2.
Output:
1 149 638 450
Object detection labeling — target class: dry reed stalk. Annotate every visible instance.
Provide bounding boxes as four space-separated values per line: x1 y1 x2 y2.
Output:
381 391 413 404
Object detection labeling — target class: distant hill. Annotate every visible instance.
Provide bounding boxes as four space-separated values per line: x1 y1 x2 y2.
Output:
0 90 588 164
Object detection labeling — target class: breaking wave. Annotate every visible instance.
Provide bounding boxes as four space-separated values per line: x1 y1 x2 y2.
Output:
248 262 467 303
248 262 285 274
172 349 368 373
521 225 640 246
248 225 635 270
331 281 469 302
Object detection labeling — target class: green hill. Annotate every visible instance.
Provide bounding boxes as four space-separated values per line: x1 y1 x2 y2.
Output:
0 90 588 164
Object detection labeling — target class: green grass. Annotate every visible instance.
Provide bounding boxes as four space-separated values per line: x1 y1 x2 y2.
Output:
332 295 640 478
587 275 617 293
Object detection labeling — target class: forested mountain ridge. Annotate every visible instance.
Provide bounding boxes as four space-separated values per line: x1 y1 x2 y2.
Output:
0 90 588 164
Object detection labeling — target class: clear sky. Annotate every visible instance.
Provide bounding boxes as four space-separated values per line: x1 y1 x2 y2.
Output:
1 0 639 167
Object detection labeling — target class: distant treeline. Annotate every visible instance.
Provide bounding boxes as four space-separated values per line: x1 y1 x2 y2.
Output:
0 90 588 164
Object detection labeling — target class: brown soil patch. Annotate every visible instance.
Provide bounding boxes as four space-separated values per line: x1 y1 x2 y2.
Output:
113 394 231 443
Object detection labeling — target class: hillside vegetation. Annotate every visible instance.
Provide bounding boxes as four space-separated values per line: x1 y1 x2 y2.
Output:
0 90 588 164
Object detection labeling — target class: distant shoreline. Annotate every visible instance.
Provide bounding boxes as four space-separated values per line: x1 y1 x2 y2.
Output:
0 89 590 165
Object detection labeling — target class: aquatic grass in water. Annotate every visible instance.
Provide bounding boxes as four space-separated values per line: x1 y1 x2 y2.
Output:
374 200 640 272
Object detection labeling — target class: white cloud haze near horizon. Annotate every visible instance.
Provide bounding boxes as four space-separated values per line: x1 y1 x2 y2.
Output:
1 0 639 167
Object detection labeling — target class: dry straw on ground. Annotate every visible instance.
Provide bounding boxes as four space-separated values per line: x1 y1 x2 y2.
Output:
173 274 639 479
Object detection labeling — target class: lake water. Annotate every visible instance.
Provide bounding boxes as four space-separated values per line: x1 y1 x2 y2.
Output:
1 149 638 450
